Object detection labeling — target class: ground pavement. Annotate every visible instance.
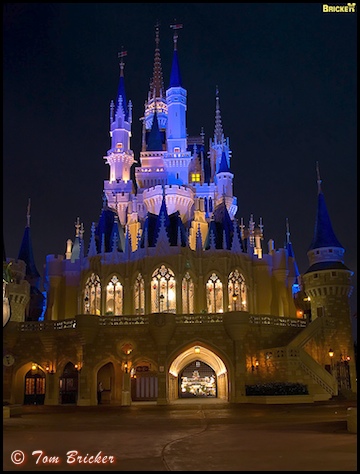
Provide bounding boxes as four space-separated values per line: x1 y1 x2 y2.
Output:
3 398 357 471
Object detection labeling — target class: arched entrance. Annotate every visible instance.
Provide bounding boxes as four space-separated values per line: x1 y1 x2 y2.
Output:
24 365 45 405
97 362 115 404
179 360 216 398
168 345 229 401
59 362 78 404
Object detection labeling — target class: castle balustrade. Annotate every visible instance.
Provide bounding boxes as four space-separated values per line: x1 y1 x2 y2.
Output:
16 313 308 331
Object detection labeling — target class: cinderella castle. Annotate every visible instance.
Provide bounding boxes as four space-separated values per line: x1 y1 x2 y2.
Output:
3 25 356 406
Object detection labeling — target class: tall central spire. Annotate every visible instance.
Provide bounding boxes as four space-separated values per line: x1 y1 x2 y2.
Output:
149 22 165 100
214 86 224 143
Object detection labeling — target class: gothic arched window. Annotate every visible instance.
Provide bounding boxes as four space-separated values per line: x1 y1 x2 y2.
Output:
84 273 101 315
151 265 176 313
182 272 194 314
134 273 145 315
228 270 247 311
206 273 223 314
106 275 123 315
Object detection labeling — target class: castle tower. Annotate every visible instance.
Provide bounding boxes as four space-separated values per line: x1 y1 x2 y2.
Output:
301 163 356 393
163 24 192 185
135 26 168 206
103 50 135 225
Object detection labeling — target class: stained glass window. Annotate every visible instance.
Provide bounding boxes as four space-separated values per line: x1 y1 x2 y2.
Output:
106 275 123 315
206 273 223 313
84 273 101 315
134 273 145 315
182 272 194 314
151 265 176 313
228 270 247 311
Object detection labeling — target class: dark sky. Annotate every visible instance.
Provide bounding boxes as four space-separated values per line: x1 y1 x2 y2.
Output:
3 3 357 333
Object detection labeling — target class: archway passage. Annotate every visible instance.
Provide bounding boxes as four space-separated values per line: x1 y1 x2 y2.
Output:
179 360 216 398
168 345 229 401
97 362 115 404
24 367 45 405
60 362 78 404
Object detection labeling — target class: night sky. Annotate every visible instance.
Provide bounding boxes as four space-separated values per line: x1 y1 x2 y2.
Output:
3 4 357 335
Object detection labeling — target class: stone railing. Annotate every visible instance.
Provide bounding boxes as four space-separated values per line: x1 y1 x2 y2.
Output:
175 313 223 324
18 319 77 331
16 313 307 331
298 348 337 396
249 315 307 328
98 316 148 326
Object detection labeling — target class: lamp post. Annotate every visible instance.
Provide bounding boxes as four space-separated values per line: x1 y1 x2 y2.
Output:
159 293 165 312
232 293 238 311
328 348 334 374
84 295 90 314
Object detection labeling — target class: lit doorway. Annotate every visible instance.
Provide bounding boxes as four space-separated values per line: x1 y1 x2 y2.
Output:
24 366 45 405
179 360 216 398
168 345 229 401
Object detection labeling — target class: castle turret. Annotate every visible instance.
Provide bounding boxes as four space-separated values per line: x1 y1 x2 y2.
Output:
103 50 135 224
301 163 356 394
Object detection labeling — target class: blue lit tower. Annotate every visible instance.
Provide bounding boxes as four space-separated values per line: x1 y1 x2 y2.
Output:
163 23 192 185
103 49 135 225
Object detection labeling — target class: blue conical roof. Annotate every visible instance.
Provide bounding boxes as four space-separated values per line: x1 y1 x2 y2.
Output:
95 206 118 253
116 74 128 121
218 151 230 173
169 50 182 88
147 111 163 151
18 226 40 279
204 201 234 250
308 192 343 251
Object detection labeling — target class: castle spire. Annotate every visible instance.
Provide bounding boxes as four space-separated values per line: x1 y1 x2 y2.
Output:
316 161 322 194
149 22 165 100
285 217 290 245
26 198 31 228
116 48 128 119
214 86 224 143
169 22 183 87
18 199 40 280
308 164 343 252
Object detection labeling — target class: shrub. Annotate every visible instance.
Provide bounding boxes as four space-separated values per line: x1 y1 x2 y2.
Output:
245 382 309 396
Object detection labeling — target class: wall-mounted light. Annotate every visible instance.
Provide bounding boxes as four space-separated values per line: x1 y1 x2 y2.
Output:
232 293 238 302
346 356 351 361
194 346 200 354
31 363 37 371
255 359 259 369
328 349 334 358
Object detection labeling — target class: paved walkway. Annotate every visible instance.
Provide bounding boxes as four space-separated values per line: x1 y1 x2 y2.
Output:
3 398 357 471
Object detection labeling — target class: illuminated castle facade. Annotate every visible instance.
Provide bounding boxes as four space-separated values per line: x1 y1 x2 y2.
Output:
3 26 356 406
